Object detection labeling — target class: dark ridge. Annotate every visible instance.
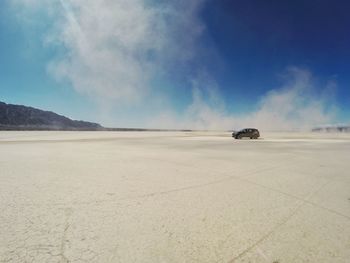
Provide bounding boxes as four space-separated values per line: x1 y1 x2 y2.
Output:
312 126 350 132
0 101 103 131
0 101 196 132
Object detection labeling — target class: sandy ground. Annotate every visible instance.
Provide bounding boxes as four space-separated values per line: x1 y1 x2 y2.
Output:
0 131 349 263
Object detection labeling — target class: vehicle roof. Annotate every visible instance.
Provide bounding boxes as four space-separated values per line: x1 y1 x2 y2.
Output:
240 128 259 131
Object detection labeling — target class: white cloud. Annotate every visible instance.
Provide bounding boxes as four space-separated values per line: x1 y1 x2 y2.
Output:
150 68 337 131
246 67 336 131
12 0 205 104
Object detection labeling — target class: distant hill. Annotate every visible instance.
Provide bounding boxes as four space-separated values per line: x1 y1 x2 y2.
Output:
312 125 350 132
0 101 103 131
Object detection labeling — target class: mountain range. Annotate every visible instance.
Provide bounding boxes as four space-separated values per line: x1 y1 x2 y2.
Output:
0 101 103 130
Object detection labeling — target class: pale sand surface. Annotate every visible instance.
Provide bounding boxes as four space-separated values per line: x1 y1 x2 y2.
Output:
0 131 349 262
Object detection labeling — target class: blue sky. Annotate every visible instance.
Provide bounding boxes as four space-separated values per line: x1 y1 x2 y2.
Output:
202 0 350 114
0 0 349 129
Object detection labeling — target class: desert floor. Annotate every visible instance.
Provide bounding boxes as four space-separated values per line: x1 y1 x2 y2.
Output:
0 131 349 262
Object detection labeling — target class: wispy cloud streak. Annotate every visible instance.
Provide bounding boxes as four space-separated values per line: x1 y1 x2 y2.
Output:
13 0 205 103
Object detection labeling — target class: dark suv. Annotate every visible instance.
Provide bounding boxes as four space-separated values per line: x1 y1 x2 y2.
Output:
232 128 260 139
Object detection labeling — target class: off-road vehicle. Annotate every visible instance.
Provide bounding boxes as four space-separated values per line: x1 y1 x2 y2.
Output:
232 128 260 139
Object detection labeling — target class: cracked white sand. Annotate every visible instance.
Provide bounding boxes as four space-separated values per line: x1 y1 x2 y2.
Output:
0 131 349 262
